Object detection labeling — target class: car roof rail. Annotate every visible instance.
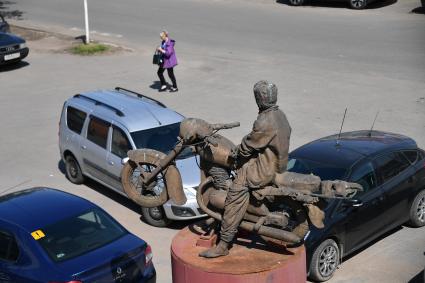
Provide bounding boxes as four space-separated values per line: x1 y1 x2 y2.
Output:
115 87 166 108
73 94 125 117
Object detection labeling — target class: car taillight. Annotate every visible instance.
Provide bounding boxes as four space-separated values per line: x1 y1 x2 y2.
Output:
145 244 153 266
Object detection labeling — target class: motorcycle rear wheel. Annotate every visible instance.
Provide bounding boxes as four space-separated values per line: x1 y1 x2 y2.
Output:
121 159 169 208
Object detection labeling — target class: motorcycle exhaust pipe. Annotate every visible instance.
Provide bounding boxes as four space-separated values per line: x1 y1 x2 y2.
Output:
239 221 301 244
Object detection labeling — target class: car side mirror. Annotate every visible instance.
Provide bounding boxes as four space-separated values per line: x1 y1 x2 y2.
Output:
121 157 129 165
343 198 363 208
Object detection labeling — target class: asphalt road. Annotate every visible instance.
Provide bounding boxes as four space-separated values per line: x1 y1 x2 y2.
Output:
1 0 425 282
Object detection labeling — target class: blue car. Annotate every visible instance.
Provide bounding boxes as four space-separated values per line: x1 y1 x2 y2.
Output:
0 187 156 283
0 16 29 66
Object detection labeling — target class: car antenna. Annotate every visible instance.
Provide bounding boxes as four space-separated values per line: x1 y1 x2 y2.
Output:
336 108 347 146
368 111 379 137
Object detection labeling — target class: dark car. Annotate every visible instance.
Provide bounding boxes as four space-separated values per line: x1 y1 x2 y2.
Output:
0 14 10 33
288 130 425 282
0 187 156 283
288 0 378 9
0 29 29 66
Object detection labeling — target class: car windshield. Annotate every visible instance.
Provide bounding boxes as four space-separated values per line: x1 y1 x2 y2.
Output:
37 208 127 263
130 122 193 159
287 157 348 181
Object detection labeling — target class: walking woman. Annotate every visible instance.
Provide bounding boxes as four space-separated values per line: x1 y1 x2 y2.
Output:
157 30 178 92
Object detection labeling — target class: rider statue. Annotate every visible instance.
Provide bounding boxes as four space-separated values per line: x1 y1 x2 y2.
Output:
200 80 292 258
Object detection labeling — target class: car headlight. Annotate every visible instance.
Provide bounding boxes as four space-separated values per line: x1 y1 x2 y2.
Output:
19 43 26 49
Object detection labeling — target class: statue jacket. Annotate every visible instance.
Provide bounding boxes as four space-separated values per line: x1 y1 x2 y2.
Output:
236 105 291 188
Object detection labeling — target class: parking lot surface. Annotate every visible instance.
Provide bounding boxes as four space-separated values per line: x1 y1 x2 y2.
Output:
1 0 424 282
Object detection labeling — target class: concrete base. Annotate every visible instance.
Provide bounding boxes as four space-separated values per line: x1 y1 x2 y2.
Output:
171 225 306 283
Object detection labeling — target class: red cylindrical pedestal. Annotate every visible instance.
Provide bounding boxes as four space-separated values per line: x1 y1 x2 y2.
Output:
171 226 306 283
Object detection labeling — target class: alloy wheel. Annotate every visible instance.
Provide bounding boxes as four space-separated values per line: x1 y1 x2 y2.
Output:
350 0 367 9
319 245 338 277
130 164 165 197
149 206 164 220
68 160 78 178
289 0 304 6
417 195 425 223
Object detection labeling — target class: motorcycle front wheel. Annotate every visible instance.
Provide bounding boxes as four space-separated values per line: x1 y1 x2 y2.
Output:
121 159 169 208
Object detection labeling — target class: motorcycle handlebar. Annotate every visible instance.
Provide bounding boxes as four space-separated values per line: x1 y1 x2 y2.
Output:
211 122 240 130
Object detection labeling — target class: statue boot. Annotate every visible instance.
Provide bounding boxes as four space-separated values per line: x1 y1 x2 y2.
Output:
199 240 229 258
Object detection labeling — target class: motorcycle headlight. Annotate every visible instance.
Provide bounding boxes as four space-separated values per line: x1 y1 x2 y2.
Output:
19 43 26 49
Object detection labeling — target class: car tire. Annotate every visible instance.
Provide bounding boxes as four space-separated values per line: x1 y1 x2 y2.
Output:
309 239 340 282
65 155 85 184
408 190 425 227
349 0 368 9
141 202 171 227
289 0 305 6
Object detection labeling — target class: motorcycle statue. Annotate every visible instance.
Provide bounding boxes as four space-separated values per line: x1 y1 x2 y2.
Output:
121 118 362 245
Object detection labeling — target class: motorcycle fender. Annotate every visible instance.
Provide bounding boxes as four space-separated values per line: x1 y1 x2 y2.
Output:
166 164 187 205
127 149 161 165
305 204 325 229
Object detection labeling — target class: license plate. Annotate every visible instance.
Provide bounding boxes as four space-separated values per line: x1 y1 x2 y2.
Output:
4 52 20 61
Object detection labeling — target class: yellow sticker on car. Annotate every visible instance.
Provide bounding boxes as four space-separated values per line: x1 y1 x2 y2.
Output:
31 230 46 240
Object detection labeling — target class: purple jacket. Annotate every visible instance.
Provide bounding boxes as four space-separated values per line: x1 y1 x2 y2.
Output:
162 39 178 69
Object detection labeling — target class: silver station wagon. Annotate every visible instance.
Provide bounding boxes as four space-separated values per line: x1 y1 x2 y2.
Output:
59 87 205 226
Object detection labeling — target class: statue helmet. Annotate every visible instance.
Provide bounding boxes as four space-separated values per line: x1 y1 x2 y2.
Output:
253 80 277 111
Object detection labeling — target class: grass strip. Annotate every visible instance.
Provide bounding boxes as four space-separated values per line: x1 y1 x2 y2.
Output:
71 43 109 55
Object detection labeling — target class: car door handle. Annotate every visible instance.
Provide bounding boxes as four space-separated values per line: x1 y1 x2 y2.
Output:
81 145 87 150
108 160 114 165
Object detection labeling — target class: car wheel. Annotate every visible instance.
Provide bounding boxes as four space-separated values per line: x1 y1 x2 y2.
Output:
349 0 368 9
65 155 84 184
141 202 171 227
309 239 340 282
408 190 425 227
289 0 305 6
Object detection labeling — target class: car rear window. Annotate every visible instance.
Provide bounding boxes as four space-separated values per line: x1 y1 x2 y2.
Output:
402 150 419 164
287 158 348 180
67 106 87 134
0 230 19 262
37 208 127 263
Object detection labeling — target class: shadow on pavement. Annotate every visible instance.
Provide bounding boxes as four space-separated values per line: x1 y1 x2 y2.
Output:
85 178 143 214
58 160 66 175
149 80 162 90
411 6 425 14
57 160 199 230
0 1 24 19
408 269 424 283
343 225 403 262
276 0 397 10
0 61 29 72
